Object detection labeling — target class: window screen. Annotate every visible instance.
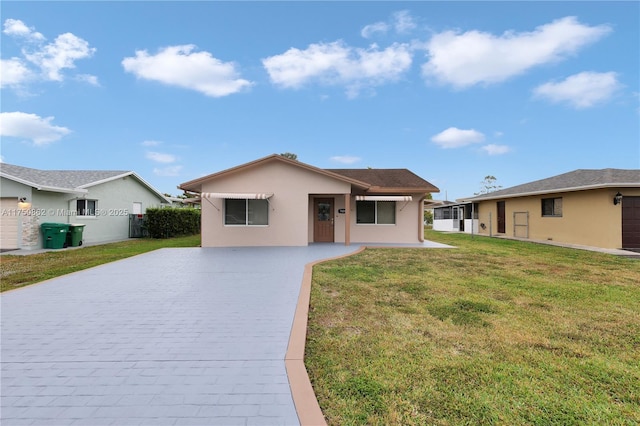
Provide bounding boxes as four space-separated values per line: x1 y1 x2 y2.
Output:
225 199 269 225
77 199 96 216
356 200 396 224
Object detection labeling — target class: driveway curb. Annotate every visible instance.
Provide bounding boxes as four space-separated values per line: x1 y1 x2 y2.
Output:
285 246 366 426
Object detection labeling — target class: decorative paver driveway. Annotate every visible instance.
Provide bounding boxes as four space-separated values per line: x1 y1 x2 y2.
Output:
1 242 451 425
1 246 354 425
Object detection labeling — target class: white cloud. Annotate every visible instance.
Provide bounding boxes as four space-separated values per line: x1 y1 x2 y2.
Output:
75 74 99 86
422 16 611 88
533 71 620 108
23 32 96 81
141 140 162 147
361 22 389 39
481 144 511 155
0 58 33 88
262 41 412 96
393 10 417 34
2 19 96 87
153 165 183 177
0 111 71 146
3 18 44 41
361 10 416 39
145 151 176 164
330 155 362 165
122 45 253 97
431 127 485 149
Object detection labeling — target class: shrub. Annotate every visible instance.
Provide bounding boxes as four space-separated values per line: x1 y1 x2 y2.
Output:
145 208 200 238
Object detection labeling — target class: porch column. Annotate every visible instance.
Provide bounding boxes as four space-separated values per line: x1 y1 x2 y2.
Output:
344 193 351 246
418 197 425 242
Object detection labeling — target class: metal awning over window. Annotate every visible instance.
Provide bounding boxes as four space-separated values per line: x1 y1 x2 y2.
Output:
355 195 412 201
201 193 273 199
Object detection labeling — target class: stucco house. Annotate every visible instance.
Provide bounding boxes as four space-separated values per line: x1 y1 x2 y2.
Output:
178 154 439 247
0 163 171 250
458 168 640 250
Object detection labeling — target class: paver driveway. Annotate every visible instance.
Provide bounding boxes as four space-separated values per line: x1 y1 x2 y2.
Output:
2 245 375 426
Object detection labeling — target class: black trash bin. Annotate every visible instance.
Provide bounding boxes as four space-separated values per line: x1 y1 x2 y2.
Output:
41 223 70 249
67 224 86 247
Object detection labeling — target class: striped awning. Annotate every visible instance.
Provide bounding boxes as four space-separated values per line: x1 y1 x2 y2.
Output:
201 192 273 199
355 195 412 201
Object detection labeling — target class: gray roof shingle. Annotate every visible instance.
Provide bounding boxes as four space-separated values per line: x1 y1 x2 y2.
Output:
462 168 640 201
1 163 129 190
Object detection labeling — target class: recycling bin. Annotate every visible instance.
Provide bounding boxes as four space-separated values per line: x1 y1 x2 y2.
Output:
41 223 70 249
67 224 86 247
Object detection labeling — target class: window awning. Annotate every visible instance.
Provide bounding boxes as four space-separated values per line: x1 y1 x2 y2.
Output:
201 192 273 199
355 195 412 201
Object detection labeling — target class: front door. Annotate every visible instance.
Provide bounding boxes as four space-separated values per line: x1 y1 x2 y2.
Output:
314 198 334 242
497 201 506 234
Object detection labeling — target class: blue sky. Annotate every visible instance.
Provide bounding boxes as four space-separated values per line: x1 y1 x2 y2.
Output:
1 1 638 200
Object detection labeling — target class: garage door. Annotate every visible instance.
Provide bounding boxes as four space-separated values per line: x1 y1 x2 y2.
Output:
622 196 640 249
0 198 19 250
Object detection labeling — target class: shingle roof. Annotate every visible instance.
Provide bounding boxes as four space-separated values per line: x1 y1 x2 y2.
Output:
1 163 170 203
327 169 439 192
1 163 129 191
461 168 640 201
179 154 440 194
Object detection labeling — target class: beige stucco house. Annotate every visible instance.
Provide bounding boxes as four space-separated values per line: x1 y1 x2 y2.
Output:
179 154 439 247
458 169 640 250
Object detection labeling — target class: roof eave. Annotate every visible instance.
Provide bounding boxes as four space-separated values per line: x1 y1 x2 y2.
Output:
179 154 372 193
366 186 440 194
79 171 171 204
459 182 639 202
1 172 88 194
77 172 133 188
37 186 89 195
0 173 40 190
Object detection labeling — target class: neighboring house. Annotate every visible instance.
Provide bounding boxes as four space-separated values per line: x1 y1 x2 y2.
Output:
458 169 640 250
0 163 171 250
178 154 439 247
432 201 479 234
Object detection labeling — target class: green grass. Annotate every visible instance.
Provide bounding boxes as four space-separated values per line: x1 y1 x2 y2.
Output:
306 230 640 425
0 235 200 292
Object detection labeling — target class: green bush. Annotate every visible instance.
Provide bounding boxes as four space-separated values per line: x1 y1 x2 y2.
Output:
145 208 200 239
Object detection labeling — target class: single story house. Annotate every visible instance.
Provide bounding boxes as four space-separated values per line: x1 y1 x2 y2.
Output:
458 168 640 250
0 163 171 250
178 154 439 247
432 201 479 234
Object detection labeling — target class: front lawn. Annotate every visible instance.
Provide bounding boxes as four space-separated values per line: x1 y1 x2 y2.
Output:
0 235 200 292
306 230 640 425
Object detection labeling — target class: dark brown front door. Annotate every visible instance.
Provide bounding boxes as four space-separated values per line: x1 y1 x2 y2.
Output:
622 196 640 249
314 198 334 242
497 201 506 234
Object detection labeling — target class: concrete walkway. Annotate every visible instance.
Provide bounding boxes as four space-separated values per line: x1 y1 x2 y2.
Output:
1 242 450 426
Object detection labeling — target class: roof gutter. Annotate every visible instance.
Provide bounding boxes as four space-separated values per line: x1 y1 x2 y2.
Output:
459 182 639 202
37 186 89 195
0 174 89 194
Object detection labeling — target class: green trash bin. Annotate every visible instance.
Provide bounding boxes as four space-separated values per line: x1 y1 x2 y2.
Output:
67 224 86 247
41 223 70 249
